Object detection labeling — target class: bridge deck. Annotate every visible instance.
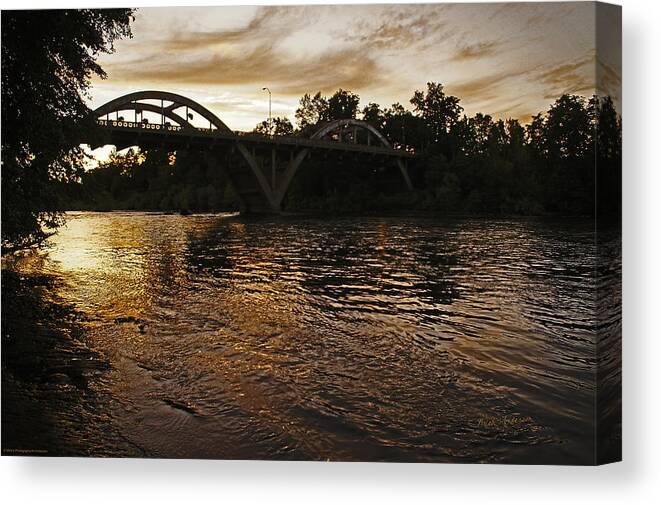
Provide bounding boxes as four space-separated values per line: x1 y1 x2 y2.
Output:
94 119 416 158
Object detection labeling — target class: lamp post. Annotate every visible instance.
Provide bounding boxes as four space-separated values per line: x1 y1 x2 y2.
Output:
262 87 272 135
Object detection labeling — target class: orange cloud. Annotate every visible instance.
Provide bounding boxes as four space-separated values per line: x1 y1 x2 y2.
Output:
450 41 500 62
105 44 383 96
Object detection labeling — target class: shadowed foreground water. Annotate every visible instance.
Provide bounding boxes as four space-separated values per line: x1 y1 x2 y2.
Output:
1 212 621 463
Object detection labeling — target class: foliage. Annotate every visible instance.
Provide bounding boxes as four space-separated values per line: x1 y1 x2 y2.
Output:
253 116 294 135
295 92 329 129
326 89 360 121
284 84 620 217
410 82 463 146
63 148 239 213
1 9 135 251
295 89 360 129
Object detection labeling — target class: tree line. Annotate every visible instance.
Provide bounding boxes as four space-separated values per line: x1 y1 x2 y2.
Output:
284 84 620 216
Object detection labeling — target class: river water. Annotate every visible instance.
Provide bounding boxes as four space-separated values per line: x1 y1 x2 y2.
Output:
1 212 621 463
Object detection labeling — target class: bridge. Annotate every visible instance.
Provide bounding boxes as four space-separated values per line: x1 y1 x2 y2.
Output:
87 91 416 213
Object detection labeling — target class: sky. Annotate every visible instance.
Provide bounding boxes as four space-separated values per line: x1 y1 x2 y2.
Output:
90 1 622 132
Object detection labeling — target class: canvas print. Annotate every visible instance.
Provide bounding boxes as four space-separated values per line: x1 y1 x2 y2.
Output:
1 2 621 464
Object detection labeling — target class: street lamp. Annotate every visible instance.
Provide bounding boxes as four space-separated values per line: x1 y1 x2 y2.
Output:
262 87 272 135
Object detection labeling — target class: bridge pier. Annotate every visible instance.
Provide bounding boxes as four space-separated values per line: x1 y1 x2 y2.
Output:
396 159 414 191
271 148 277 193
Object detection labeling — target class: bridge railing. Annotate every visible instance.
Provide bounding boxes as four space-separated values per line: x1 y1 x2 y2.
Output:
97 119 205 133
95 119 417 156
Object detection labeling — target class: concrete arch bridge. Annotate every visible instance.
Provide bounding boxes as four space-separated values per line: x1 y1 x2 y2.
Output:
88 91 416 212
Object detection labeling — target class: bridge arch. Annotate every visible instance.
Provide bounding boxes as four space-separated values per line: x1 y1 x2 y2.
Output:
309 118 392 148
94 90 233 133
94 91 279 209
274 119 412 205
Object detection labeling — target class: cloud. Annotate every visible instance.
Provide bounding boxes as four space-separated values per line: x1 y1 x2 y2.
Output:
538 55 592 87
596 58 621 98
447 69 527 103
101 5 393 97
537 52 598 99
105 43 383 96
160 6 312 51
449 50 606 110
484 2 576 29
450 41 500 62
343 11 448 50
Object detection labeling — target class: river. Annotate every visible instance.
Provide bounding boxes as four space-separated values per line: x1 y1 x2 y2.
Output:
1 211 621 463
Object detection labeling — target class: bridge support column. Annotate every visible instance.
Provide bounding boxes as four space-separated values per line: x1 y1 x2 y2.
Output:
396 159 414 191
235 143 280 212
203 150 247 212
274 148 309 208
271 148 277 191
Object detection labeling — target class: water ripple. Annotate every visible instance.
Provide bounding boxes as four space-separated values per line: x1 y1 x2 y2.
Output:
5 211 619 463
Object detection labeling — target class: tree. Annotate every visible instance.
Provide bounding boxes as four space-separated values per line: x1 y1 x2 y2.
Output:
505 118 526 150
589 95 622 216
543 94 592 161
589 95 621 161
326 89 360 121
253 116 294 136
522 94 597 214
382 103 428 150
487 119 508 156
361 102 385 129
469 113 494 155
1 9 135 251
525 113 547 158
295 89 361 129
410 82 463 144
295 92 328 129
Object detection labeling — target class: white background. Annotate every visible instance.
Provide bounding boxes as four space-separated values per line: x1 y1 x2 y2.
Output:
1 0 659 503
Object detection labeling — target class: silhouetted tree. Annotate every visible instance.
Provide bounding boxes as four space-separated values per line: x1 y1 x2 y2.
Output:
383 103 429 150
253 116 294 135
590 95 622 216
74 147 238 213
525 113 547 158
1 9 135 251
361 102 386 129
544 94 593 161
326 89 360 121
295 92 328 129
410 82 463 146
295 89 361 129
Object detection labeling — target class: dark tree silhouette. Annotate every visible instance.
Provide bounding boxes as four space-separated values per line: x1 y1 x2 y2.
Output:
361 102 386 129
253 116 294 136
410 82 463 146
326 89 360 120
295 92 328 129
590 95 622 216
295 89 361 129
1 9 134 251
382 103 429 151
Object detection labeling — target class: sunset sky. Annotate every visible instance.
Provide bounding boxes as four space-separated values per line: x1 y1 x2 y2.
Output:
90 2 622 132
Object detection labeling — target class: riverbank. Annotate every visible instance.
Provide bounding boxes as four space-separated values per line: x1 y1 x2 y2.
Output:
1 267 143 457
58 204 607 222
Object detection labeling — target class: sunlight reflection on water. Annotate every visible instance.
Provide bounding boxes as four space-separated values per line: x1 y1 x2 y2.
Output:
7 211 620 463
